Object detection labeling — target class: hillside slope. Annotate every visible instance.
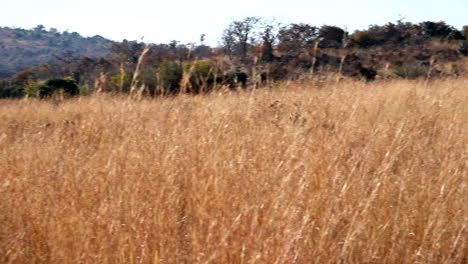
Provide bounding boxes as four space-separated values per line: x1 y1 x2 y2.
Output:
0 25 113 78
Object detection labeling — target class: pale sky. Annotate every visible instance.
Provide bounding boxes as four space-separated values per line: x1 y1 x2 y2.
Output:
2 0 467 46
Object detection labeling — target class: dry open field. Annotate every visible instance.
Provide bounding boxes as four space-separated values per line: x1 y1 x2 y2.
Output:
0 79 466 263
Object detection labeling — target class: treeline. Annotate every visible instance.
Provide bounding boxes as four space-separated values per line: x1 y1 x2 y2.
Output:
1 19 468 98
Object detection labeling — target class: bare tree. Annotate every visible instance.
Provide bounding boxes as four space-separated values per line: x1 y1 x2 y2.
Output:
277 23 319 58
222 17 261 61
258 22 278 62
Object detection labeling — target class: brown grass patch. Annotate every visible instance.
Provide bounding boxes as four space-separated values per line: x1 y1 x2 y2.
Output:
0 79 466 263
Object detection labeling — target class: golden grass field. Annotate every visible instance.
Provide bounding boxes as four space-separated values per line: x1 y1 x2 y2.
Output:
0 79 466 263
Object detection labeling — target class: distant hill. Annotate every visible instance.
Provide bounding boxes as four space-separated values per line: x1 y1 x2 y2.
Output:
0 25 113 78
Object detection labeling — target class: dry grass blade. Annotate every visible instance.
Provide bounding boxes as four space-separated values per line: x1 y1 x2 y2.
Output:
129 45 151 97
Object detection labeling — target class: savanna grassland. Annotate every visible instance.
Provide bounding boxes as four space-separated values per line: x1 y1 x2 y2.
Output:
0 79 466 263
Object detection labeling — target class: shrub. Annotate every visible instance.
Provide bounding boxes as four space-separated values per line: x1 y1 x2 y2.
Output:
268 62 289 81
458 41 468 56
351 31 383 48
157 61 183 95
109 72 132 93
419 21 453 38
0 81 25 98
462 26 468 39
447 30 465 41
359 67 377 81
393 61 429 79
138 68 158 96
342 53 363 76
34 78 80 98
224 71 248 89
182 61 214 93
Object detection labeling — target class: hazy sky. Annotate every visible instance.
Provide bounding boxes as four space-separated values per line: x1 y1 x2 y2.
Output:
2 0 467 46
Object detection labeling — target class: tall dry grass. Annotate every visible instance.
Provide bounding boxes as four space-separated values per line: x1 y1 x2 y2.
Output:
0 79 466 263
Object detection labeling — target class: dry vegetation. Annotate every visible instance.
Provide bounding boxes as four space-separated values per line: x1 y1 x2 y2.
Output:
0 78 467 263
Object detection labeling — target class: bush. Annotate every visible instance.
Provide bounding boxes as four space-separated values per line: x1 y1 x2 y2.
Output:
157 61 183 95
182 61 214 93
109 72 132 93
447 30 465 41
458 41 468 56
224 71 248 89
138 68 158 96
462 26 468 39
0 81 25 98
351 31 384 48
393 61 429 79
359 67 377 81
268 62 289 81
34 78 80 98
419 21 453 38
